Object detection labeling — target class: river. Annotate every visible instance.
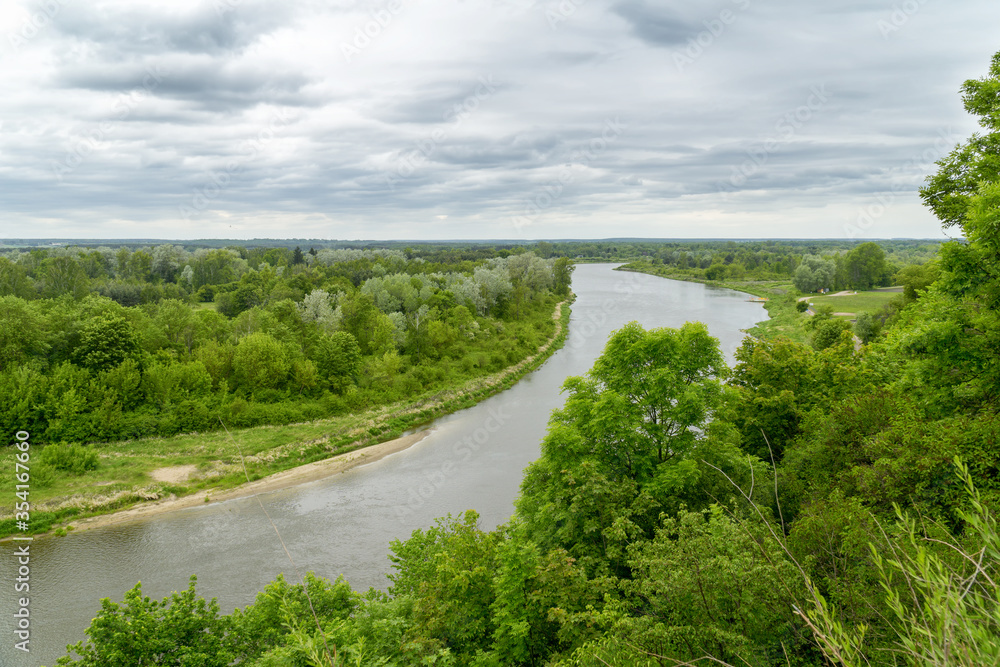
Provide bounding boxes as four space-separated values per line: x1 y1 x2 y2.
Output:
0 264 768 667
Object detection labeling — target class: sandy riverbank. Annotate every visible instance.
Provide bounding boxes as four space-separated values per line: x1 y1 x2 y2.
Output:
63 430 431 534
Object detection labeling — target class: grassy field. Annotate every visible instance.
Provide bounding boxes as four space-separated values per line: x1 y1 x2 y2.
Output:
0 301 572 538
807 290 902 315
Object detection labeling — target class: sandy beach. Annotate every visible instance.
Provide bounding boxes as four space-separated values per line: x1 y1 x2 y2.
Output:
64 430 431 534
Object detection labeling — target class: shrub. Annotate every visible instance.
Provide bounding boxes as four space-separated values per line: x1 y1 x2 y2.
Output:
39 443 99 474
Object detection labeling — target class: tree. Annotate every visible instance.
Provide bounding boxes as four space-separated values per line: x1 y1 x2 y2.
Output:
894 50 1000 409
553 257 574 297
853 312 882 345
517 321 734 567
705 263 727 281
895 261 941 300
298 289 342 333
291 246 305 265
0 257 33 298
920 51 1000 228
73 315 143 373
793 254 836 292
811 318 852 351
844 242 887 290
56 576 231 667
339 292 395 355
314 331 361 394
388 511 500 657
151 245 188 283
0 296 48 371
40 256 89 299
232 332 288 392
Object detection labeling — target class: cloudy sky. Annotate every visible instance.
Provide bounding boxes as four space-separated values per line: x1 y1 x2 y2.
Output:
1 0 997 240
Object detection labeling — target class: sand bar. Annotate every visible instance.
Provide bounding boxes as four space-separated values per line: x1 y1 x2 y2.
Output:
60 430 430 534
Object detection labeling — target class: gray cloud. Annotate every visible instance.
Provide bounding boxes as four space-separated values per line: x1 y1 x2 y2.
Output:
612 0 697 46
0 0 997 239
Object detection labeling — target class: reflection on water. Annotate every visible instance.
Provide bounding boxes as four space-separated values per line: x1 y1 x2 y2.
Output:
0 265 767 667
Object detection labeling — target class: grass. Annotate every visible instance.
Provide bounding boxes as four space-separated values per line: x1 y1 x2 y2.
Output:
807 290 901 316
0 300 573 539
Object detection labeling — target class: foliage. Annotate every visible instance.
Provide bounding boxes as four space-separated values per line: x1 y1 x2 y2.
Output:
73 314 143 373
811 317 852 351
793 254 836 292
804 460 1000 667
844 242 890 290
38 442 99 474
56 576 231 667
853 312 882 344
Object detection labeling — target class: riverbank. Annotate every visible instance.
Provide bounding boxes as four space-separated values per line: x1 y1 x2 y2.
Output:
614 263 809 344
0 299 572 540
66 430 432 534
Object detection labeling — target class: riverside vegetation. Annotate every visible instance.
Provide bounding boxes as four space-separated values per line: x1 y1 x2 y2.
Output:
30 49 1000 667
0 247 572 535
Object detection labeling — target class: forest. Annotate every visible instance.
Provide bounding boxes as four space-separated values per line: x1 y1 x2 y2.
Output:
0 246 572 446
22 47 1000 667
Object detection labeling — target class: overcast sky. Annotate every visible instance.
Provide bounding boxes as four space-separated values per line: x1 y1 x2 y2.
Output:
1 0 997 240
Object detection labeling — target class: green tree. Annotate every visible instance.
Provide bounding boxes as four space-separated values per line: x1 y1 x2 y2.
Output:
794 254 836 292
895 261 940 300
853 312 882 345
314 331 362 394
920 50 1000 228
0 296 48 371
339 292 395 355
232 332 289 392
388 511 500 658
73 315 143 373
811 318 853 351
56 576 231 667
518 321 736 568
844 242 888 290
40 255 90 299
0 257 33 298
553 257 574 297
615 506 808 665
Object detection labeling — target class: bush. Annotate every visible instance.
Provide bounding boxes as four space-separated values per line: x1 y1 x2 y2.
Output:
854 312 882 344
811 319 852 351
39 443 99 474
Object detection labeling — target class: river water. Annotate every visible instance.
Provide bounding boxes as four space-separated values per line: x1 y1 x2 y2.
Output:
0 264 767 667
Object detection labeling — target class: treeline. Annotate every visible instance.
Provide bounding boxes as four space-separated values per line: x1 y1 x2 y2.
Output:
1 247 572 444
620 239 941 291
